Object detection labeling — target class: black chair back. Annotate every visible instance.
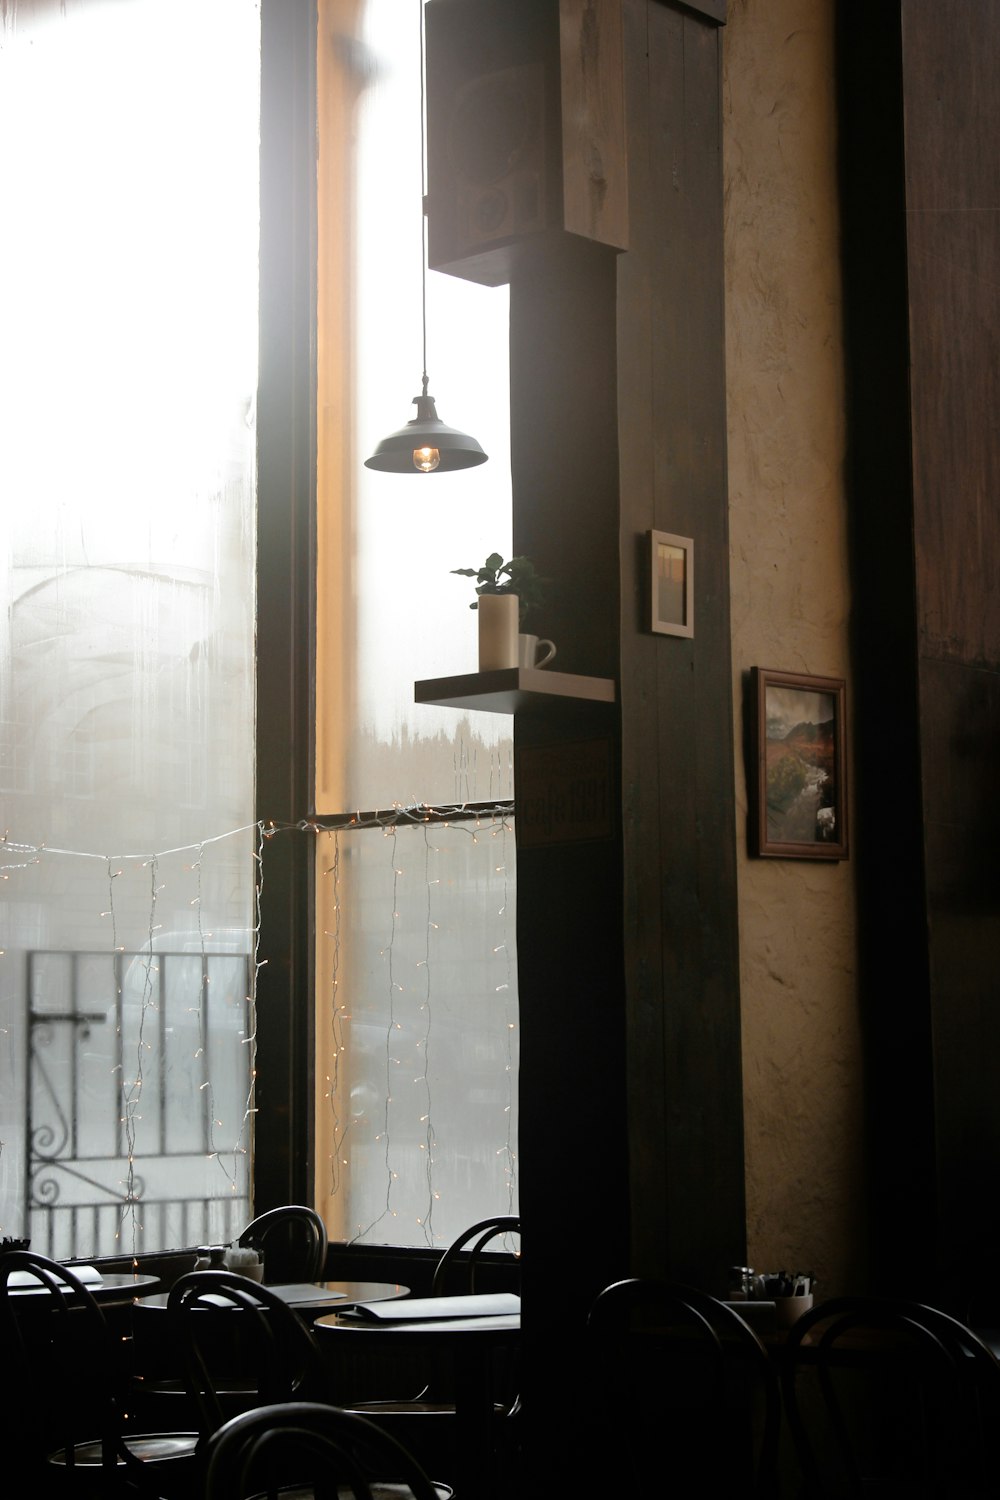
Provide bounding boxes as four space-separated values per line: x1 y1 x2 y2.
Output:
237 1205 329 1284
430 1216 520 1296
343 1217 521 1493
167 1268 331 1439
781 1295 1000 1498
0 1248 199 1497
0 1249 116 1477
202 1400 451 1500
587 1277 782 1499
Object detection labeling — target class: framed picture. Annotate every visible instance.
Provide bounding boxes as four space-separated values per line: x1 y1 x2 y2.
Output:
750 668 848 860
649 530 694 638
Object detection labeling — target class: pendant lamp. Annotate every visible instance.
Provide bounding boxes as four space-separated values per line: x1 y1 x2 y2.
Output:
365 2 487 475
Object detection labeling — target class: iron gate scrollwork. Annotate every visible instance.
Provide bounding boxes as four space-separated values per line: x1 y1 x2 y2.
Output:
27 949 252 1260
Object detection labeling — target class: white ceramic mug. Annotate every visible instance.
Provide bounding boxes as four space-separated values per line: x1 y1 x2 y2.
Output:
518 633 556 668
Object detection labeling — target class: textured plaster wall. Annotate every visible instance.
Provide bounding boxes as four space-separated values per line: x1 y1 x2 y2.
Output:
723 0 866 1296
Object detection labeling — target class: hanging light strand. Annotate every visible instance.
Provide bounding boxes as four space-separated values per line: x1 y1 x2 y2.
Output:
364 0 488 474
419 0 429 396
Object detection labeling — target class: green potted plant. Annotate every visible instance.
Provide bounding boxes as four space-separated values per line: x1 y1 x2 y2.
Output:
451 553 546 622
452 553 548 670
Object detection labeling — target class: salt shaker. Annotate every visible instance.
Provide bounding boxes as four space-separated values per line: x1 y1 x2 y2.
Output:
728 1265 763 1300
194 1244 228 1271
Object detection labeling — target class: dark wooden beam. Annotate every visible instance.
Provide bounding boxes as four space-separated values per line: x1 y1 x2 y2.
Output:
426 0 628 285
429 0 742 1486
838 0 1000 1309
617 0 743 1288
254 0 318 1214
902 0 1000 1311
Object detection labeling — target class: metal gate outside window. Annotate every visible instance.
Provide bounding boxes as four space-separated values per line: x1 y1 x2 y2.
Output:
27 949 252 1260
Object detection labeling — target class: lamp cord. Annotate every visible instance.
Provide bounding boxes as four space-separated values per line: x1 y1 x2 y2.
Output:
419 0 429 392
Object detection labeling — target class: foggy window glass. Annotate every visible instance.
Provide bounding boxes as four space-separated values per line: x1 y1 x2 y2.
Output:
0 0 260 1258
314 0 519 1249
318 0 514 814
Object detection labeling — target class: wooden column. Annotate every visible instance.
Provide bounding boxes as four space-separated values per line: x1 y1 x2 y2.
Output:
839 1 1000 1308
254 0 318 1213
615 0 743 1290
509 232 630 1492
428 0 739 1484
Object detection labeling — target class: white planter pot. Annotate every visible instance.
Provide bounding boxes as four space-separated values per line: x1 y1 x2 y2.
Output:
477 593 519 671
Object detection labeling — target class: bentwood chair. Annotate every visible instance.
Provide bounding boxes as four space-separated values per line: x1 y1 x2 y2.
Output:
129 1214 325 1430
346 1215 521 1411
586 1277 782 1499
0 1249 200 1499
166 1269 332 1439
781 1295 1000 1498
202 1401 453 1500
428 1216 520 1297
236 1207 329 1286
341 1218 521 1489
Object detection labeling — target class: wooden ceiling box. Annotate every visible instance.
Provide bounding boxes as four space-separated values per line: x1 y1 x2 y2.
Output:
425 0 628 286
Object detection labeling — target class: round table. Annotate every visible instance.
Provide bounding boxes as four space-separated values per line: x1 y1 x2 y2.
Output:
126 1280 412 1425
133 1279 409 1319
314 1308 520 1500
7 1270 162 1304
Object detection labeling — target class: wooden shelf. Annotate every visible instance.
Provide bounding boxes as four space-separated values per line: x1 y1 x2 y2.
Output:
414 668 616 715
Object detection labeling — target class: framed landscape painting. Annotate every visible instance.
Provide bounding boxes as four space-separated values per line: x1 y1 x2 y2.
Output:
750 668 848 860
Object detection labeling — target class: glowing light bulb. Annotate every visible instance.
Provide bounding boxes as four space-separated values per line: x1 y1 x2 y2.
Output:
413 445 440 472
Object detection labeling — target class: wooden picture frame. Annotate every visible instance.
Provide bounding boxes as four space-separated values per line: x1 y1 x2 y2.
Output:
649 530 694 638
750 667 848 860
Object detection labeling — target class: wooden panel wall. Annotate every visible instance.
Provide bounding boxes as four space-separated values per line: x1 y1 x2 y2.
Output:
428 2 740 1483
903 1 1000 1308
839 1 1000 1308
838 1 938 1300
558 0 629 249
904 8 1000 668
616 0 744 1291
510 233 630 1500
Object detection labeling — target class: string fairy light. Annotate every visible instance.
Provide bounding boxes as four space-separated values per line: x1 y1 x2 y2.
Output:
353 824 403 1243
418 824 438 1244
497 818 518 1209
317 803 518 1249
323 832 351 1200
6 803 517 1256
6 824 263 1257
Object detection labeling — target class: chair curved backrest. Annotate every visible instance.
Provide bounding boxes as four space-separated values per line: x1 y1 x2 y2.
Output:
0 1249 114 1473
0 1248 199 1496
431 1216 520 1296
203 1400 450 1500
344 1215 521 1471
587 1277 781 1500
237 1204 328 1284
781 1295 1000 1498
167 1268 331 1439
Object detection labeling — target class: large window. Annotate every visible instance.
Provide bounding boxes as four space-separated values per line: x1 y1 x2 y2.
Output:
0 0 519 1260
313 0 519 1250
0 0 260 1257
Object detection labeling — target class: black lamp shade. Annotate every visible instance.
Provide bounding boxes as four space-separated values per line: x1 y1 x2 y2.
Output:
365 392 488 473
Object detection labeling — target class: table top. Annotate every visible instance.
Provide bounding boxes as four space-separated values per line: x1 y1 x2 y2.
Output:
315 1292 520 1342
317 1310 520 1338
7 1270 162 1303
134 1279 409 1316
